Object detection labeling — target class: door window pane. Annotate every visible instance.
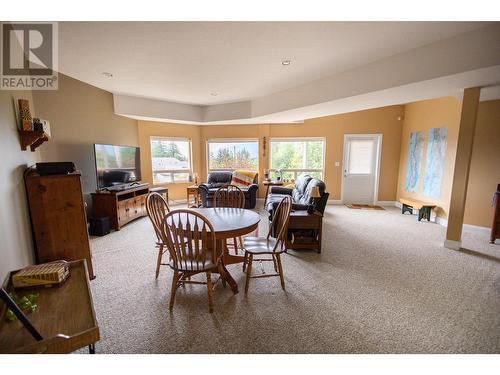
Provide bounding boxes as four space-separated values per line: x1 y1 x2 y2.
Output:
348 140 374 174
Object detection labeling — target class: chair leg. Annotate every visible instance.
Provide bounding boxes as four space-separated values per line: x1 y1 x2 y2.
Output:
245 253 253 294
155 244 163 279
206 272 214 313
232 237 239 255
275 253 285 290
242 251 248 272
272 253 278 272
238 236 244 254
169 271 180 311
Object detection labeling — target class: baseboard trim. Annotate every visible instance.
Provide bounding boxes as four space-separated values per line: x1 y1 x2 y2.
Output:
376 201 396 206
463 224 490 235
328 199 343 205
436 216 448 227
444 239 462 250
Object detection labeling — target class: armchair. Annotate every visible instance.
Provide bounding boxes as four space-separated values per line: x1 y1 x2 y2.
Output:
199 171 259 209
266 175 329 218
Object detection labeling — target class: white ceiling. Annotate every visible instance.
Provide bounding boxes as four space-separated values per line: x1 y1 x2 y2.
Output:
59 22 490 105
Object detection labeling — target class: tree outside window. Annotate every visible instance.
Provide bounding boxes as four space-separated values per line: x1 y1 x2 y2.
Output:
151 137 192 183
270 139 325 180
208 140 258 171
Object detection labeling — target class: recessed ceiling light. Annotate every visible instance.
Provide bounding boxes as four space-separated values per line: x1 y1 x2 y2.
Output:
102 72 113 78
210 93 218 96
281 59 291 66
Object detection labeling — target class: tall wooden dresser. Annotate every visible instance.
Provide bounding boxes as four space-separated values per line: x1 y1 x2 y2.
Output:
24 169 94 279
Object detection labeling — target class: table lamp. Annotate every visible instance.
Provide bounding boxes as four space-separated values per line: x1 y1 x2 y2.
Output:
308 186 321 214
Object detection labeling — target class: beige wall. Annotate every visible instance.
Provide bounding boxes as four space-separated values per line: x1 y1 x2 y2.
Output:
396 97 462 218
33 74 138 198
464 99 500 228
0 90 40 280
138 105 404 201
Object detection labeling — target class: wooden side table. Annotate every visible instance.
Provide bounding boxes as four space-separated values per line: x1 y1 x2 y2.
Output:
263 180 284 206
0 260 99 354
187 185 201 208
150 186 169 205
285 211 323 253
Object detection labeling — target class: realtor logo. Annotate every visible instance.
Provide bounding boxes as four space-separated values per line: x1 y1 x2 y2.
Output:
1 22 58 90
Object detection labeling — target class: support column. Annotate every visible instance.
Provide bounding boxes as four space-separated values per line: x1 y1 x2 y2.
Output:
444 87 481 250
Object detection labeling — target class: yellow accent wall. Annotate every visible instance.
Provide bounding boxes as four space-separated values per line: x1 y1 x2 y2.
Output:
138 105 405 202
396 97 462 219
464 99 500 228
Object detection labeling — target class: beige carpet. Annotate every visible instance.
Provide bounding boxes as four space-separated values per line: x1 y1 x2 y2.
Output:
86 204 500 353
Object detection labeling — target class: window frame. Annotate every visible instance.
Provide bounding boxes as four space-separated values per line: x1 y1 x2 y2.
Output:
206 138 259 173
269 137 326 180
150 136 193 184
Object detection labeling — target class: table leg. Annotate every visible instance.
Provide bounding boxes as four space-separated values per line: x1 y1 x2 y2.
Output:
216 239 239 294
89 343 95 354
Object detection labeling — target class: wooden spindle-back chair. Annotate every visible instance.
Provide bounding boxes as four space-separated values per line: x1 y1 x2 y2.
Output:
243 196 292 293
214 184 246 254
146 192 170 279
161 209 223 313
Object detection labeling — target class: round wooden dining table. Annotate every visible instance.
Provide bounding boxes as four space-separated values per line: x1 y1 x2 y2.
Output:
187 207 261 293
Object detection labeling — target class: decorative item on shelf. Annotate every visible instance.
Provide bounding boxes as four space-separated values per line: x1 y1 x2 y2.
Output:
18 99 33 131
12 261 70 288
307 186 321 214
193 172 199 186
32 118 51 138
264 169 270 181
276 169 283 181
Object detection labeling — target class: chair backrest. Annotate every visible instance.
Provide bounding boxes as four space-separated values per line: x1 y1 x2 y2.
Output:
214 184 245 208
267 196 292 251
146 192 170 242
161 209 217 271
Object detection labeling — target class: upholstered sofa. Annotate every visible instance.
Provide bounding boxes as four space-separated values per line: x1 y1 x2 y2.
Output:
199 171 259 209
266 175 329 218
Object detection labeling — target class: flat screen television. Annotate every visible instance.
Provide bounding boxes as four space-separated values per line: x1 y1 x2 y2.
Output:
94 144 141 190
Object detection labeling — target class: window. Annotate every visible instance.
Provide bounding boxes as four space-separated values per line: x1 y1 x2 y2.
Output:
207 139 259 171
347 139 374 174
270 138 325 180
150 137 192 183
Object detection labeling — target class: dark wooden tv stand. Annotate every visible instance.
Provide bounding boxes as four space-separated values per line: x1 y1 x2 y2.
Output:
91 184 150 231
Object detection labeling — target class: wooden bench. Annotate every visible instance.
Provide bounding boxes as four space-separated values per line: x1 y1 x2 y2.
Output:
399 198 436 222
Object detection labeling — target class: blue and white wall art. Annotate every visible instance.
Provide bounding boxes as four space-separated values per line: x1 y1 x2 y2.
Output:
405 131 424 192
422 127 448 198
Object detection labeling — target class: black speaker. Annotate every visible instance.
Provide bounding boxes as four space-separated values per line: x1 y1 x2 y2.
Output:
89 216 110 236
36 162 76 175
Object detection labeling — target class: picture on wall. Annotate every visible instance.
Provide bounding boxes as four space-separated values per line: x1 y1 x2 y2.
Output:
405 131 424 192
423 127 448 198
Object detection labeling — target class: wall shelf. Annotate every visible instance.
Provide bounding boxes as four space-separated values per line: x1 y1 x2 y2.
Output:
19 130 49 152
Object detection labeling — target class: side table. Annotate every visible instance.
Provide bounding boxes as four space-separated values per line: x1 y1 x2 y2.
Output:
286 211 323 253
187 185 201 208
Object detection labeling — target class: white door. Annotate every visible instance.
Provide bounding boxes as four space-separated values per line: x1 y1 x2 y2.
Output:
342 135 381 205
